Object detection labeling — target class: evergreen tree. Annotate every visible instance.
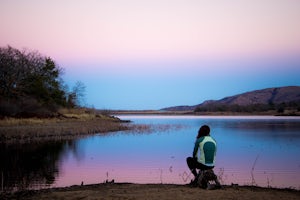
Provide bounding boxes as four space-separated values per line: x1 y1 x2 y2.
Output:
0 46 85 117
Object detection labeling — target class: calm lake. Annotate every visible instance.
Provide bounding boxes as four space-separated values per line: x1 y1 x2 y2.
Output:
1 115 300 190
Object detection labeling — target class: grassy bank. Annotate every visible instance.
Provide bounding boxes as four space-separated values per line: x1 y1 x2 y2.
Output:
0 108 130 143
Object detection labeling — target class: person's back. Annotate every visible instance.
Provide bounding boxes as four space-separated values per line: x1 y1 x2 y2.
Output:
194 135 217 167
186 125 220 188
187 125 217 178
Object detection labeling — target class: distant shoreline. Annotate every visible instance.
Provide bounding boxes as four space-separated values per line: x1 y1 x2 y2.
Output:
111 110 300 116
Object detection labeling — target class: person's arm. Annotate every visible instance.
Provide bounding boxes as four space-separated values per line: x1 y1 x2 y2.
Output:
193 139 200 158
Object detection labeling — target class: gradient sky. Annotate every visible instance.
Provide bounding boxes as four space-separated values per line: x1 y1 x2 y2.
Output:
1 0 300 110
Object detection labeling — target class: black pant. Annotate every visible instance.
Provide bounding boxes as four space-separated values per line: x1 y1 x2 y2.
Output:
186 157 214 178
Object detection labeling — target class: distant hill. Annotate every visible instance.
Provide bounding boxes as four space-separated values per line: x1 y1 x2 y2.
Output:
161 86 300 113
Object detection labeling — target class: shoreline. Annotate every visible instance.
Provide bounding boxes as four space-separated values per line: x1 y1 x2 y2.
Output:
0 116 130 143
1 183 299 200
111 110 300 116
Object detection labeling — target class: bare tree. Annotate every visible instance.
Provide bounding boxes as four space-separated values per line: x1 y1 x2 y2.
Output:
71 81 86 107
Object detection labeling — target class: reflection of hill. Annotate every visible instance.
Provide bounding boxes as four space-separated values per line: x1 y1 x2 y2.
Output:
0 140 79 191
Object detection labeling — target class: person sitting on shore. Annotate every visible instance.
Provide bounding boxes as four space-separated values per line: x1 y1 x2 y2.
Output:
186 125 217 184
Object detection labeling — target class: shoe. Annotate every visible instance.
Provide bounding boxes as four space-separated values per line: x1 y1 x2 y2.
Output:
189 179 197 187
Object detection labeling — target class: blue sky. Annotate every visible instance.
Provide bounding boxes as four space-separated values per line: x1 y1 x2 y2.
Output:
1 0 300 110
63 54 300 109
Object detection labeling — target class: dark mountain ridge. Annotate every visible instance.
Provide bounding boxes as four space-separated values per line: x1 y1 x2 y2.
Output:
161 86 300 112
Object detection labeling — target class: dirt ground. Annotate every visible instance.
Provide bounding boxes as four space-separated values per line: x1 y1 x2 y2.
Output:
2 183 299 200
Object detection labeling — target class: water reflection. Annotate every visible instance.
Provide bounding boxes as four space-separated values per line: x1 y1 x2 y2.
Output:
0 140 80 191
1 116 300 191
116 116 300 189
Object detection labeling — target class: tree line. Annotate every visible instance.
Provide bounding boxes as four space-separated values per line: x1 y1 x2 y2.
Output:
0 46 85 118
194 101 300 114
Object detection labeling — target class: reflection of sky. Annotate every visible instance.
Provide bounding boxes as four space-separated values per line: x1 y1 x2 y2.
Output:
54 116 300 189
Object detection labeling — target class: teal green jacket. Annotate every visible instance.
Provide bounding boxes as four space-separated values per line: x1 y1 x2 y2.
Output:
193 136 217 167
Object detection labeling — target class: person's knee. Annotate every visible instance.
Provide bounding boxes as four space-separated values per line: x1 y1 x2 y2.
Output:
186 157 194 168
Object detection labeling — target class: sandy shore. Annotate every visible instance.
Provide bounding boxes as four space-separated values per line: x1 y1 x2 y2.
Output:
1 183 299 200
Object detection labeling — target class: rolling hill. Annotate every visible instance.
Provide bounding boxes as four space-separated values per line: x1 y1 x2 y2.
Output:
161 86 300 113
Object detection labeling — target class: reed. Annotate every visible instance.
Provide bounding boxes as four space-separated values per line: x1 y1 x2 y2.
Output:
251 155 259 186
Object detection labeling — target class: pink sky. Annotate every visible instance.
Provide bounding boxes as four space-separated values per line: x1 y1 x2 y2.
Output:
1 0 300 61
1 0 300 109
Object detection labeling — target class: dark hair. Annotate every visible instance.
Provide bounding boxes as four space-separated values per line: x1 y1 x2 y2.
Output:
197 125 210 138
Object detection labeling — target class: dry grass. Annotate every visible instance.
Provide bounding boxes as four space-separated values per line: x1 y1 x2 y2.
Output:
0 118 57 126
0 108 129 143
